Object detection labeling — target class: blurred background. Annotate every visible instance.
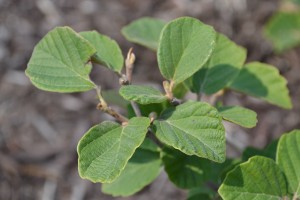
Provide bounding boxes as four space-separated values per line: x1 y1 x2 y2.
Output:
0 0 299 199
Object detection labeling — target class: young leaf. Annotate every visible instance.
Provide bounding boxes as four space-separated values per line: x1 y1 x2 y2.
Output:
153 101 225 163
218 106 257 128
77 117 150 183
264 12 300 53
157 17 216 84
80 31 124 73
102 139 162 197
162 147 208 189
229 62 292 109
119 85 167 104
185 33 246 94
276 129 300 197
219 156 288 200
26 27 96 93
121 17 166 51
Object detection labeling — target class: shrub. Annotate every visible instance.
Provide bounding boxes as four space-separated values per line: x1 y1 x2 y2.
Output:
26 16 298 199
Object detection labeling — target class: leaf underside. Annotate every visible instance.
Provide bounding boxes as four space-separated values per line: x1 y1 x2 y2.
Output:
153 101 225 163
77 117 150 183
219 156 288 200
26 27 96 93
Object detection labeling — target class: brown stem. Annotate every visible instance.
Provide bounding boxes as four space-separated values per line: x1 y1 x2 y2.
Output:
95 86 128 123
96 103 128 123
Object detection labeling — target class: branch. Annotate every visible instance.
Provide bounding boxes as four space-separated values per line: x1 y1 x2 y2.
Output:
95 86 128 123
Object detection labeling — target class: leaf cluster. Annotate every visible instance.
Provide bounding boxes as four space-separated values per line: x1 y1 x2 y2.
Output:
25 16 294 199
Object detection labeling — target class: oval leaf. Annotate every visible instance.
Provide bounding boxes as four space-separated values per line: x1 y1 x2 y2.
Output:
276 129 300 197
162 147 208 189
77 117 150 183
26 27 96 92
229 62 292 109
102 139 162 197
80 31 124 73
153 101 225 163
218 106 257 128
121 17 166 51
185 33 246 94
157 17 216 84
264 12 300 53
219 156 288 200
120 85 167 104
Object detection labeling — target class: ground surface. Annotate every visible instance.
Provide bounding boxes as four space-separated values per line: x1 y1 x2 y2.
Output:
0 0 299 199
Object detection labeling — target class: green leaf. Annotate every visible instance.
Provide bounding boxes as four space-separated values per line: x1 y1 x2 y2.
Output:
186 33 246 94
127 102 167 118
25 27 96 93
276 129 300 197
77 117 150 183
188 188 215 200
153 101 225 163
264 12 300 53
229 62 292 109
121 17 166 51
219 159 243 183
188 193 211 200
157 17 216 84
218 106 257 128
172 82 189 98
119 85 167 104
80 31 124 73
102 139 162 197
242 140 278 161
219 156 288 200
291 0 300 5
162 147 208 189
